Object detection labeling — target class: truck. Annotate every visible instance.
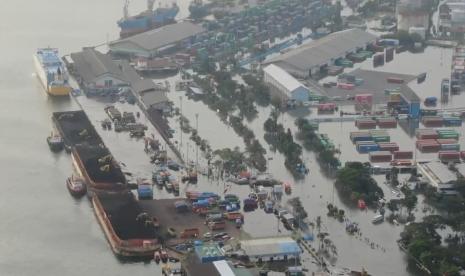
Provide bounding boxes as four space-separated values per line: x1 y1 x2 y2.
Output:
208 221 226 230
180 228 200 239
137 179 153 199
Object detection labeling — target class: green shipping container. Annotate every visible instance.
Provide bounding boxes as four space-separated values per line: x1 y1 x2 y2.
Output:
372 136 390 142
439 134 459 139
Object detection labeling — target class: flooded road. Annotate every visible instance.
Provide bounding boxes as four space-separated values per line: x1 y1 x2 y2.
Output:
159 44 462 275
0 0 459 274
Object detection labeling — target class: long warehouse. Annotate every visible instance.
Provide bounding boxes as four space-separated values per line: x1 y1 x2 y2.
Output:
264 29 378 78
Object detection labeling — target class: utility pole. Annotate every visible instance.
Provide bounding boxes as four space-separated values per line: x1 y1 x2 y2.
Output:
186 141 189 166
195 113 199 170
179 96 183 147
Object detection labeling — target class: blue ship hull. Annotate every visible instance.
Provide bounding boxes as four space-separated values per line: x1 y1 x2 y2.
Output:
118 6 179 38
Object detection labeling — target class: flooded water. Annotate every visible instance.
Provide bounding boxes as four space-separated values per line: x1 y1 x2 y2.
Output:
0 0 459 275
0 0 190 275
158 45 462 275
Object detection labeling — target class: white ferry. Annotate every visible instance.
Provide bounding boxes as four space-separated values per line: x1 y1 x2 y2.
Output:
33 48 71 96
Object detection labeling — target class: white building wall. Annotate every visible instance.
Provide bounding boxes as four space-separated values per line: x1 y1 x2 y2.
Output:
249 254 298 262
93 74 127 88
397 13 429 31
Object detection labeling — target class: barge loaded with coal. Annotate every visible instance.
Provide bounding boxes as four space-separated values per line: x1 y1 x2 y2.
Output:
52 110 160 256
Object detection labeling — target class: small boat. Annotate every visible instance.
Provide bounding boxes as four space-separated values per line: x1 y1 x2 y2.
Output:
66 175 87 197
47 133 64 152
372 214 384 224
154 251 161 264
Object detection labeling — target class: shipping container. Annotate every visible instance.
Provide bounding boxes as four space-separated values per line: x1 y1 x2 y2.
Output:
387 77 404 84
378 142 399 152
369 151 392 162
438 151 461 163
393 151 413 159
372 136 390 142
440 143 460 151
357 143 380 153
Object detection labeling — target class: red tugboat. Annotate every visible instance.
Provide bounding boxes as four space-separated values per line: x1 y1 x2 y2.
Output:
66 175 87 197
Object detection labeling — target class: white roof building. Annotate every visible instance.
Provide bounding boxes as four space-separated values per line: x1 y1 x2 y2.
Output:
263 64 309 102
418 162 459 195
240 236 300 262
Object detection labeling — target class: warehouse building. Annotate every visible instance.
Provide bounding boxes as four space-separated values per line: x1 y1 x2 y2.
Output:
239 236 301 262
263 64 309 103
264 29 377 78
396 0 430 32
417 162 464 195
109 21 206 57
70 48 129 93
182 254 256 276
133 79 170 113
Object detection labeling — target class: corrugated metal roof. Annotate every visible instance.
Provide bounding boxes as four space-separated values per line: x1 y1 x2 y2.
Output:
70 48 127 83
241 236 300 257
264 64 307 93
265 29 377 72
422 162 457 184
110 21 205 51
140 90 169 107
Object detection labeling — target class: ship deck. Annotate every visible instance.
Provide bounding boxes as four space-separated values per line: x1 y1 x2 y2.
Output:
53 110 102 146
74 144 126 184
97 192 158 240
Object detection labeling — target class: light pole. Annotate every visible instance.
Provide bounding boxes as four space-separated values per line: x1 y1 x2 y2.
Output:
186 141 189 166
179 96 183 147
195 113 199 170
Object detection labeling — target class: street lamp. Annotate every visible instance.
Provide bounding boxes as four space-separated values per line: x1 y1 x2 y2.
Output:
179 96 183 147
195 113 199 170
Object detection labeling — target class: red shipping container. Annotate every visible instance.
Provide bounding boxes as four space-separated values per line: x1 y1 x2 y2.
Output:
439 151 460 162
418 133 440 139
369 151 392 162
393 151 413 159
461 151 465 159
418 143 440 152
416 139 437 146
378 142 399 152
387 77 404 84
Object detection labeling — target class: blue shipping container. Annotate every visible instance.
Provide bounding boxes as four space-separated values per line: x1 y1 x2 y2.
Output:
357 144 380 153
441 144 460 151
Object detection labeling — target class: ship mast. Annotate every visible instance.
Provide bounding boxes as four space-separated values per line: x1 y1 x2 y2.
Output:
147 0 155 11
123 0 130 19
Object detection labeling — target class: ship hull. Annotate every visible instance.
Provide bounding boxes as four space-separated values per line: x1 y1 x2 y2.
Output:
92 195 159 257
33 51 71 96
71 150 126 195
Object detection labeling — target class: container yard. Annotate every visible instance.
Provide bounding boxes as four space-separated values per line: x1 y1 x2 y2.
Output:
12 0 465 275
